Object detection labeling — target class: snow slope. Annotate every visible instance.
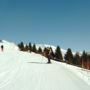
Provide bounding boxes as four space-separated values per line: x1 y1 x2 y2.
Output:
0 51 90 90
0 40 90 90
0 40 18 51
60 62 90 85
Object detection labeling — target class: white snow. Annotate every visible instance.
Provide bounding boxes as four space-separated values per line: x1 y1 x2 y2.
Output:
60 62 90 85
0 40 19 51
0 40 90 90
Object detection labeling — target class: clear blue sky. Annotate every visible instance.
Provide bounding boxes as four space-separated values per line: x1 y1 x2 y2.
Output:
0 0 90 52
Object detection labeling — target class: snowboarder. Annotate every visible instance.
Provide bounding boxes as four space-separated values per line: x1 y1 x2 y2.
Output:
45 47 51 64
1 45 4 51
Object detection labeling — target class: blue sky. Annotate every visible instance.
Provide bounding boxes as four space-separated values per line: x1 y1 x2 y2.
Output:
0 0 90 52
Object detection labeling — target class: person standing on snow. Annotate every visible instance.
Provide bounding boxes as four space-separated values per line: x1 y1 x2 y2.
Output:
1 45 4 51
45 47 51 64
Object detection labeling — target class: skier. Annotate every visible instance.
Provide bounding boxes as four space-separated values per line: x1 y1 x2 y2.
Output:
1 45 4 51
45 47 51 64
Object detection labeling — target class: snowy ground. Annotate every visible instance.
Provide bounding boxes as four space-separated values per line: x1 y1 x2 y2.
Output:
0 40 90 90
60 62 90 85
0 50 90 90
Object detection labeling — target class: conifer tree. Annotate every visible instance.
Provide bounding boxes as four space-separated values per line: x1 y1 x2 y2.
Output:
81 51 87 62
64 48 73 64
55 46 63 61
38 47 42 53
73 53 81 66
32 44 37 53
24 44 29 51
29 43 32 52
87 55 90 69
43 47 47 53
18 42 24 51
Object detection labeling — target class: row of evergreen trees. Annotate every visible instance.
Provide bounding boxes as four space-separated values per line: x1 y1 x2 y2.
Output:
18 42 63 61
18 42 37 53
65 49 90 67
64 48 81 66
18 42 90 68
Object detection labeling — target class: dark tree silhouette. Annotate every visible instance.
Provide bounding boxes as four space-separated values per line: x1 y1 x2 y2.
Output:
38 47 42 53
18 42 24 51
64 48 73 64
24 44 29 51
32 44 37 53
73 53 81 66
55 46 63 61
29 43 32 52
81 51 87 62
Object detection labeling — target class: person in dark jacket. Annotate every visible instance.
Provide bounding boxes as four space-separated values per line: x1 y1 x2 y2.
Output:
1 45 4 51
45 47 51 63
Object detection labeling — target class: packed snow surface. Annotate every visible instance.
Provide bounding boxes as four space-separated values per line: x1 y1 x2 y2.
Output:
0 40 90 90
0 51 90 90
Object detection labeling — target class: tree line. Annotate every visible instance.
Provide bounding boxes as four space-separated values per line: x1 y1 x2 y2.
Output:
18 42 90 70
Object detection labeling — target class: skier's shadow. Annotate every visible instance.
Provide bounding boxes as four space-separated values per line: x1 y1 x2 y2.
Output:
27 62 45 64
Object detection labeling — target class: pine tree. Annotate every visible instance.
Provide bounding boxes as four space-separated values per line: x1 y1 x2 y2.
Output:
18 42 24 51
87 54 90 69
81 51 88 69
55 46 63 61
73 53 81 66
24 44 29 51
29 43 32 52
38 47 42 53
43 47 47 53
64 48 73 64
32 44 37 53
81 51 87 62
